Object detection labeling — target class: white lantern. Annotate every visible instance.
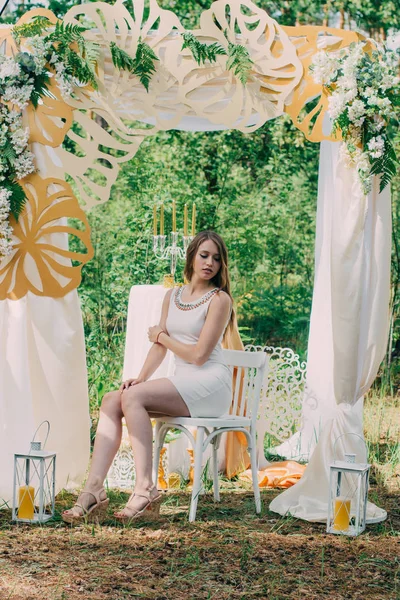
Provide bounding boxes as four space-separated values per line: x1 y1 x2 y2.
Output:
12 421 56 524
327 433 371 537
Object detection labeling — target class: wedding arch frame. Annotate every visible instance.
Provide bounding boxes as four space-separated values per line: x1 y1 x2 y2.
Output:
0 0 390 523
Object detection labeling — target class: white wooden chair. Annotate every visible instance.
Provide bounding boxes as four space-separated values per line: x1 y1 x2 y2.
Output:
152 349 268 522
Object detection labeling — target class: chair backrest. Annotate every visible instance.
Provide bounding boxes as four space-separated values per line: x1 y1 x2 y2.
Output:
222 349 268 425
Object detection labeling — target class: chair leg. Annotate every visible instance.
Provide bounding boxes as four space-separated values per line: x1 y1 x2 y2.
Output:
248 432 261 514
189 427 205 522
212 437 220 502
152 421 166 488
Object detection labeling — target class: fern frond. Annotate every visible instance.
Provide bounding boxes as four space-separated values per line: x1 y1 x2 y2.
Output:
65 49 98 89
110 39 158 92
182 32 226 65
226 41 254 85
3 142 16 165
30 71 53 108
134 38 159 92
110 41 136 72
47 21 87 45
12 16 52 43
370 141 398 193
82 40 100 67
4 181 27 221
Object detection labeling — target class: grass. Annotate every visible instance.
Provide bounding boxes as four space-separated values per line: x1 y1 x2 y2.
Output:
0 395 398 600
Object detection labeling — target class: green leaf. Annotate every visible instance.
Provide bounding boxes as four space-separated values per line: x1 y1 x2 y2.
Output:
226 41 254 85
65 48 98 89
46 21 87 45
2 142 17 165
12 16 52 43
181 32 227 65
370 141 399 193
133 37 159 92
110 39 159 92
30 71 53 108
110 41 136 73
82 41 100 68
4 181 27 221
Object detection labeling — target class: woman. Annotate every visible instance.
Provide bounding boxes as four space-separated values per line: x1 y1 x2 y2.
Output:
62 230 234 524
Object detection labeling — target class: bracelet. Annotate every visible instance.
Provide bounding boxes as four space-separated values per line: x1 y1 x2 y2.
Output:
156 330 165 344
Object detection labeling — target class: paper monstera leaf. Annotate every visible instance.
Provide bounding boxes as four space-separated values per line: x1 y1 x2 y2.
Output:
53 0 183 209
0 175 93 300
184 0 303 132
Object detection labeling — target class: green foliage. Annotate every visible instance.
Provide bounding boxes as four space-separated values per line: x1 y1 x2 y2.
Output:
226 41 254 85
64 46 98 88
110 38 159 92
133 38 159 92
46 20 88 44
370 141 398 193
2 142 16 164
30 70 53 108
46 21 100 88
4 181 27 221
12 15 52 42
110 41 136 72
181 32 227 65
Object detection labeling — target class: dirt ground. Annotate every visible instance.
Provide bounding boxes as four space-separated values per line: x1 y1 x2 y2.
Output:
0 485 398 600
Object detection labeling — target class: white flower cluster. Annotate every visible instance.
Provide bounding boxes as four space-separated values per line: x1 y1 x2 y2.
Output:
367 135 385 159
0 107 35 258
309 52 338 84
24 36 53 74
0 188 14 258
0 108 35 183
49 54 74 100
2 83 34 110
0 56 21 80
310 42 399 196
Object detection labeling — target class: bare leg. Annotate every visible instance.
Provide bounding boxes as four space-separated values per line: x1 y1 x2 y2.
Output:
116 378 190 516
63 391 123 516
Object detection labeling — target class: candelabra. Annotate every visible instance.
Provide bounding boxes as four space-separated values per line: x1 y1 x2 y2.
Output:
153 201 196 284
153 232 194 280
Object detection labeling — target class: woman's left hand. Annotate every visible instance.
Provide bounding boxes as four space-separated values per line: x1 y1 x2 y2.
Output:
148 325 164 343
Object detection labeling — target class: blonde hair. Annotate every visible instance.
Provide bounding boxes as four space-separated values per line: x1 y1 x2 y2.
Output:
184 230 235 336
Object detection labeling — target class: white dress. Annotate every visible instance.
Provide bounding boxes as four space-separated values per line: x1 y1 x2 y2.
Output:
165 286 232 418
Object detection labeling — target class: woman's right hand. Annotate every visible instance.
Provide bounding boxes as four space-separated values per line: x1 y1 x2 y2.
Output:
119 378 143 394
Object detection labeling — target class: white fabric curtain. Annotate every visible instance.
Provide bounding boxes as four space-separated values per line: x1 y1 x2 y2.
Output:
269 140 391 522
0 291 90 506
0 146 90 506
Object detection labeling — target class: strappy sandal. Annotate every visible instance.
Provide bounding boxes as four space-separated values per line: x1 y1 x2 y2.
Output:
62 488 109 524
114 490 163 524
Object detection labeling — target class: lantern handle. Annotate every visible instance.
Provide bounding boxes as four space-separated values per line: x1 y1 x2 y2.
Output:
31 420 50 450
333 432 368 463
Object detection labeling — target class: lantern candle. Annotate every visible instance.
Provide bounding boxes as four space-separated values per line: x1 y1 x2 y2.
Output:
172 199 176 232
191 203 196 236
13 421 56 524
153 205 157 236
184 204 188 236
333 497 351 531
160 203 164 235
18 457 35 520
18 485 35 520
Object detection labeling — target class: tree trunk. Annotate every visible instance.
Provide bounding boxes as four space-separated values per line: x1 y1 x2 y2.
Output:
339 8 345 29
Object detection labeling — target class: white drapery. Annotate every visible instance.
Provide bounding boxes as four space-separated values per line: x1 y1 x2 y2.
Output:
269 141 391 522
0 291 90 505
0 146 90 506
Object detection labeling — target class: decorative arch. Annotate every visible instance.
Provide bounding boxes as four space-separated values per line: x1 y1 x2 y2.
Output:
0 0 364 299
